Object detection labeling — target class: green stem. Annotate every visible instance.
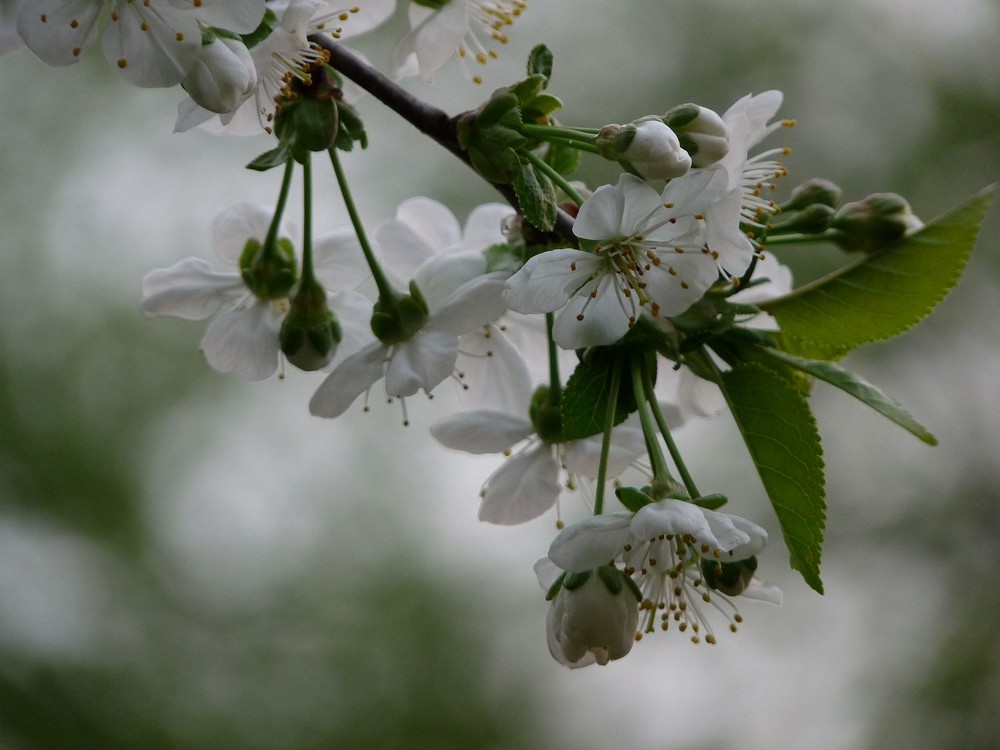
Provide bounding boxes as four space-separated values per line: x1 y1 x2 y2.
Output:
519 122 600 145
328 147 395 301
545 312 561 407
520 149 587 206
593 354 623 516
627 356 672 484
764 230 840 245
533 134 601 155
641 360 700 498
299 152 316 287
264 156 296 254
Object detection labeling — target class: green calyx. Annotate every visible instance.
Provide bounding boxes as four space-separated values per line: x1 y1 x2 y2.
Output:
529 386 563 444
240 236 297 301
411 0 452 8
663 103 701 129
831 192 921 253
369 282 429 345
280 281 342 371
700 555 758 596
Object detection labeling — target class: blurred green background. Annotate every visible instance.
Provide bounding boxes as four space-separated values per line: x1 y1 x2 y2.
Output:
1 1 998 748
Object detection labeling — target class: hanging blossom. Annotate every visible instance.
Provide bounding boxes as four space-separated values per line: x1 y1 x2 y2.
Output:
15 0 265 87
390 0 527 83
176 0 395 135
374 196 531 413
707 90 794 253
535 557 640 669
547 498 781 654
140 203 372 381
309 202 513 420
430 404 647 525
504 167 737 350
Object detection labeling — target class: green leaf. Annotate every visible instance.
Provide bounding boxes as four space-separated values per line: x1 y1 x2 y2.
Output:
544 140 581 177
526 44 553 82
719 363 826 593
561 350 636 440
761 186 996 359
246 143 290 172
512 154 556 231
757 348 937 445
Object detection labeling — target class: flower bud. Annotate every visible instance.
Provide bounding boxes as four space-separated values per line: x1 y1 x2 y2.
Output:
240 237 297 301
546 565 640 668
529 386 563 443
782 203 836 234
181 35 256 115
700 555 758 596
664 103 730 168
832 193 923 253
280 281 342 371
597 117 692 181
785 178 843 210
370 283 430 345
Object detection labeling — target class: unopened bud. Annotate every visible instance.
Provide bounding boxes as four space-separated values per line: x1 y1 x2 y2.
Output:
783 203 836 234
370 283 429 345
596 117 691 181
664 103 729 168
785 178 843 211
832 193 923 253
182 34 256 114
280 281 341 371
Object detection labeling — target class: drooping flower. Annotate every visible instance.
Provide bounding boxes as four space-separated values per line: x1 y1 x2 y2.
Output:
309 245 509 420
175 0 395 134
16 0 265 88
504 169 730 350
374 197 531 413
390 0 527 83
140 203 371 381
548 498 781 645
535 558 640 668
430 402 646 525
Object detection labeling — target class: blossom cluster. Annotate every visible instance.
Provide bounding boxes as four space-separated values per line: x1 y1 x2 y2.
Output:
2 0 957 672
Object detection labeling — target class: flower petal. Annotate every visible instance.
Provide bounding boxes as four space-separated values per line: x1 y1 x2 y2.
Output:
312 226 372 291
212 203 294 267
140 257 245 320
193 0 266 34
309 341 386 418
503 249 598 315
454 324 532 413
462 203 515 249
479 443 561 524
200 302 281 381
384 329 458 397
432 272 508 335
548 513 634 571
101 1 201 88
17 0 101 67
430 410 534 454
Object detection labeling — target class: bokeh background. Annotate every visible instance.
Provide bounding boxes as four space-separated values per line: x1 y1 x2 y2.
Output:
1 1 998 748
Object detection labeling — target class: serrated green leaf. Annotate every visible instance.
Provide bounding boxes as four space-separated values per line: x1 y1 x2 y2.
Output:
526 44 553 82
762 186 996 359
757 348 937 445
561 350 635 440
512 155 556 231
719 363 826 593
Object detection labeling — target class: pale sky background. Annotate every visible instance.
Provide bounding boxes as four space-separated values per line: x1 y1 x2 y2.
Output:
1 1 999 748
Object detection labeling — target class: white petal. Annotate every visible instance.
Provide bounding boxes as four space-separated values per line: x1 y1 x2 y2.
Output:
192 0 266 34
326 290 376 365
140 257 245 319
479 444 561 525
17 0 100 67
312 227 371 291
212 203 294 267
574 174 663 240
503 249 598 314
432 272 508 335
548 513 634 571
699 507 753 553
631 499 716 545
314 0 395 40
705 188 755 275
101 1 201 88
309 341 386 418
430 410 533 454
740 577 783 605
374 197 461 280
412 250 487 313
455 324 532 413
200 302 281 381
384 329 457 397
390 0 467 81
462 203 515 250
552 275 633 349
562 424 645 477
534 556 563 590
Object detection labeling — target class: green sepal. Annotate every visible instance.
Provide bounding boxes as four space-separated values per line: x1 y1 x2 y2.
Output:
526 44 553 82
545 571 566 601
247 142 292 172
370 289 429 345
332 98 368 151
512 153 557 231
719 362 826 594
596 564 623 595
483 242 523 274
692 493 728 510
615 485 654 513
761 185 996 359
240 8 277 49
754 347 938 445
280 281 342 371
562 570 592 591
622 572 643 602
700 555 758 596
560 349 638 441
529 386 563 444
456 91 525 183
239 236 297 301
274 94 339 164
